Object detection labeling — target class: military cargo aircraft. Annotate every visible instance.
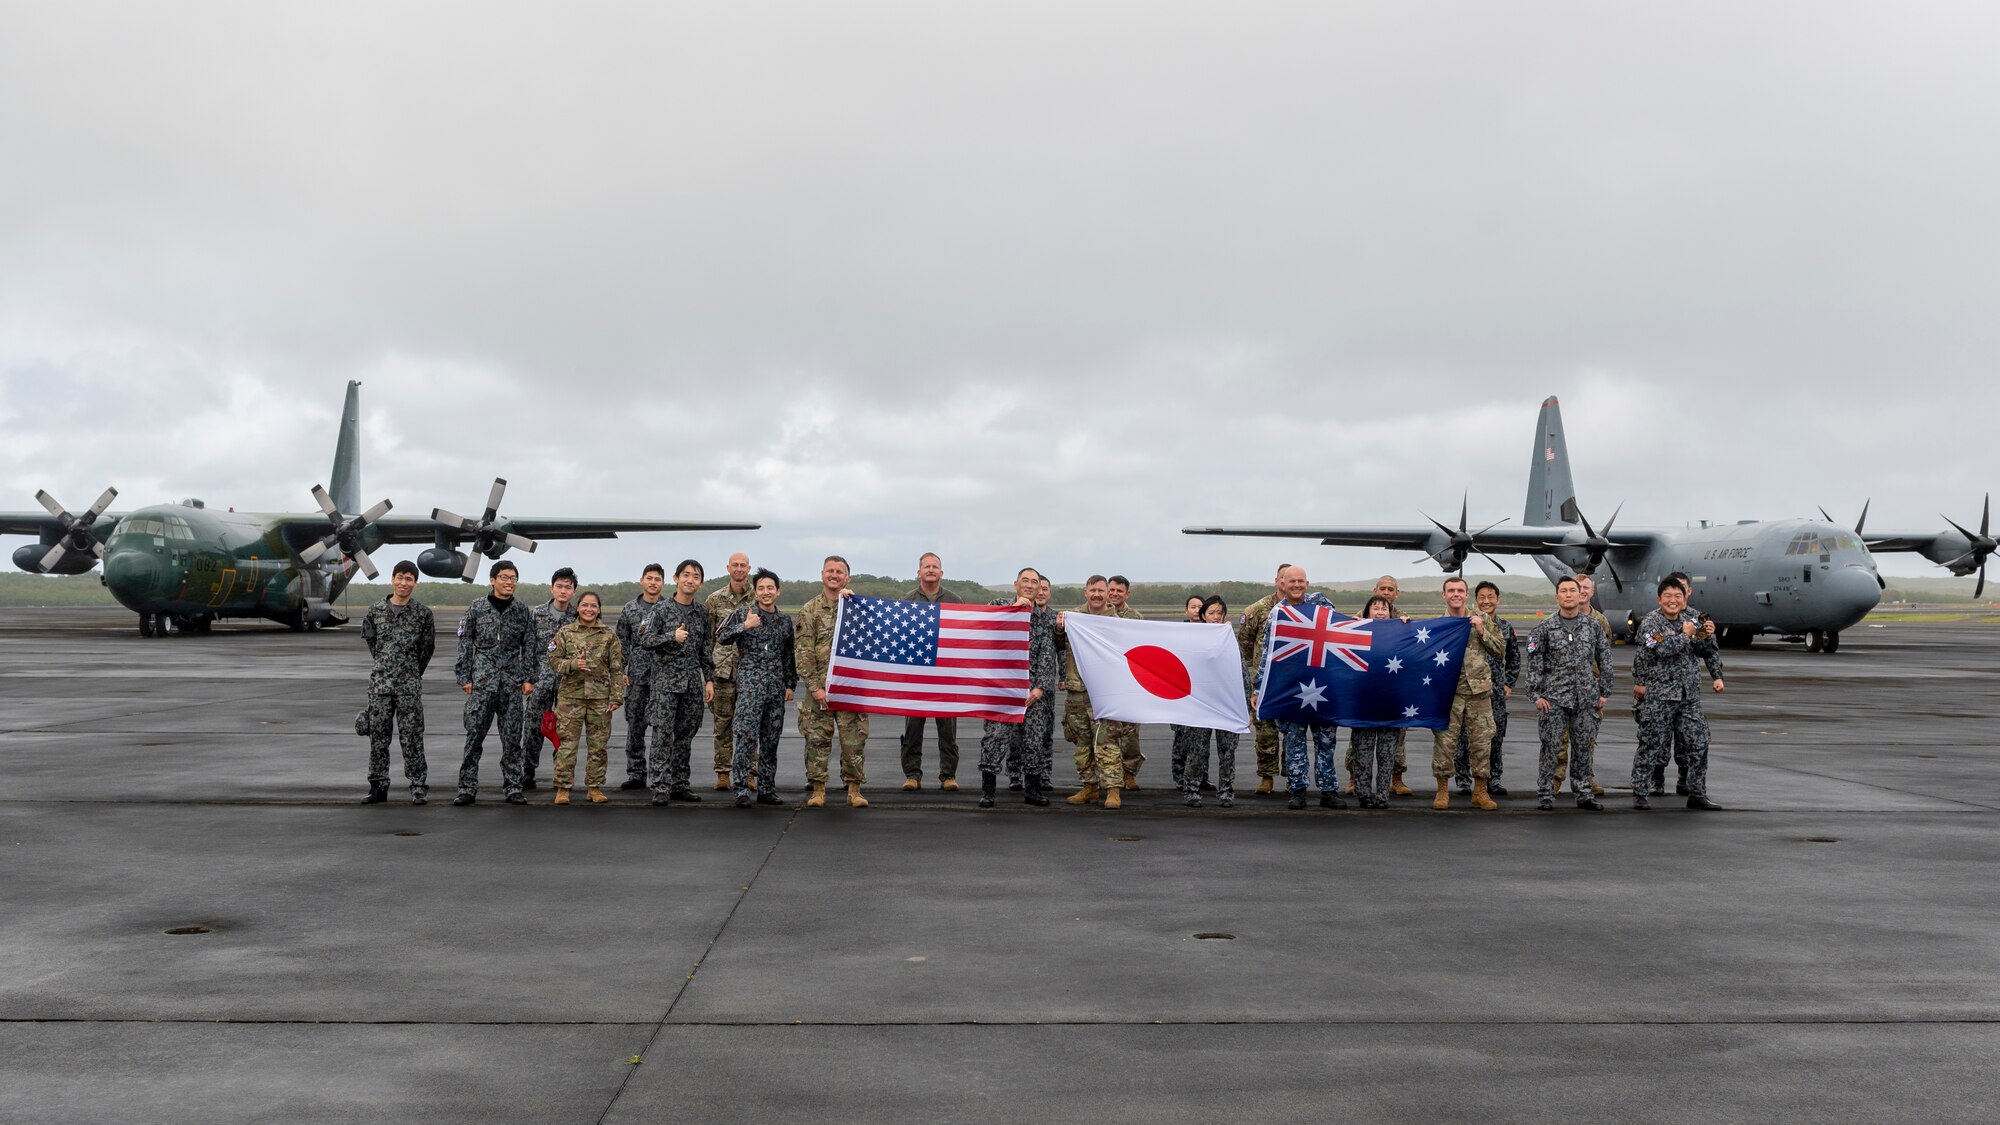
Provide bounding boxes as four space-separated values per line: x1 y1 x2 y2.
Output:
1185 397 1992 653
1 382 758 636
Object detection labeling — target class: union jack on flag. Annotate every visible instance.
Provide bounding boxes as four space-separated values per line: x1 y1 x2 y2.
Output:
1269 603 1373 672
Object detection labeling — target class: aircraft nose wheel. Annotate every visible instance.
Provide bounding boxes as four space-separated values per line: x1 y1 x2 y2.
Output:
1823 630 1840 654
1806 628 1825 653
138 613 154 638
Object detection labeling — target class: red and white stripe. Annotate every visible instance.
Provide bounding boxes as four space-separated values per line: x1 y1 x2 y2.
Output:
827 602 1032 723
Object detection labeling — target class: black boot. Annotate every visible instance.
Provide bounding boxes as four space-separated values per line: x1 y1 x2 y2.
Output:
1287 791 1308 810
1650 768 1667 794
979 771 996 808
360 782 388 804
1319 791 1347 810
1023 774 1049 806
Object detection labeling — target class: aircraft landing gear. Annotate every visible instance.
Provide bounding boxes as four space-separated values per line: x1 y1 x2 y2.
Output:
1806 628 1825 653
1823 630 1840 654
138 613 155 638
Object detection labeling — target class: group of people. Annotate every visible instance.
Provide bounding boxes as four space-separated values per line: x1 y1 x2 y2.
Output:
356 552 1725 816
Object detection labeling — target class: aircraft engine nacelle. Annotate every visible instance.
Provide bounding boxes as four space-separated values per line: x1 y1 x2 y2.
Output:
417 547 470 580
14 543 98 575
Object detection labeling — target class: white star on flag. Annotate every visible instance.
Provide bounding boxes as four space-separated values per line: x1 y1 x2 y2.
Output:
1385 657 1402 674
1403 705 1419 718
1296 679 1328 709
1415 627 1430 644
1433 650 1450 666
1422 675 1431 685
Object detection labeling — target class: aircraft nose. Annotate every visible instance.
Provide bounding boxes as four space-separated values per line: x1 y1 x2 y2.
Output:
102 548 162 604
1830 566 1881 628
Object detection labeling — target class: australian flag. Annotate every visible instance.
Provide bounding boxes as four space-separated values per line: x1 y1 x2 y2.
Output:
1255 604 1473 729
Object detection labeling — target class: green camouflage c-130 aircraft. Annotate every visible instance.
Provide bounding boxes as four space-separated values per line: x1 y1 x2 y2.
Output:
0 382 759 636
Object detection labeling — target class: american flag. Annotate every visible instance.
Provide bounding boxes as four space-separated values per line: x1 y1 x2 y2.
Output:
826 595 1032 723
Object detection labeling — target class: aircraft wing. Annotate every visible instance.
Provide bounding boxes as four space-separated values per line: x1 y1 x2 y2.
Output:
0 514 69 537
356 515 762 544
1182 523 1668 555
1859 531 1954 554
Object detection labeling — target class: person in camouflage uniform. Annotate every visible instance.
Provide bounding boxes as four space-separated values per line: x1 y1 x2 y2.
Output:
1630 577 1725 810
977 569 1059 808
452 560 541 805
1008 575 1057 792
1058 576 1124 807
360 560 435 805
547 590 626 803
1104 575 1145 786
901 552 965 790
705 552 756 790
1252 565 1347 810
1237 569 1287 795
1553 574 1616 794
517 567 577 790
795 555 870 807
1652 571 1723 795
1170 595 1207 790
1431 576 1506 810
1343 595 1401 808
1526 575 1614 811
717 569 796 807
1453 581 1522 796
641 560 715 805
615 564 668 789
1177 595 1241 808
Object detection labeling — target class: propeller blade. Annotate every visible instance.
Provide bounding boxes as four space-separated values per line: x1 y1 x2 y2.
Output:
298 538 335 565
1605 558 1623 592
37 542 69 572
1977 562 1987 601
1420 512 1457 538
34 490 66 519
1982 493 1990 540
86 487 119 518
1941 514 1977 543
91 540 106 559
1473 549 1508 574
1472 517 1511 538
482 478 507 523
1819 506 1833 523
430 507 474 531
311 484 341 518
1458 494 1468 533
1601 503 1623 537
350 548 380 581
462 548 482 583
502 532 538 554
1855 499 1870 535
1576 508 1597 540
358 498 393 523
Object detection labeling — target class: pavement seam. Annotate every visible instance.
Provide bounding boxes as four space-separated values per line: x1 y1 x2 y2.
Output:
6 1016 2000 1028
592 799 802 1124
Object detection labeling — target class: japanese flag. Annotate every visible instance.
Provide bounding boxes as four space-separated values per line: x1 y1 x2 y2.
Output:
1062 614 1251 733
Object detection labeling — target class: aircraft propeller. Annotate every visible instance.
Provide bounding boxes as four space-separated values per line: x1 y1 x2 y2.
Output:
1415 495 1509 573
296 485 394 579
1544 502 1638 591
33 487 118 572
431 478 539 582
1939 493 1995 600
1818 499 1870 535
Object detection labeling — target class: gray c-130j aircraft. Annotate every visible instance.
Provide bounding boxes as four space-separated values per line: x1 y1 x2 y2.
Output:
0 381 759 636
1186 397 1994 653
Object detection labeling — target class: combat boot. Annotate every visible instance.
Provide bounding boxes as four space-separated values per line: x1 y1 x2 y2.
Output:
901 777 921 791
979 771 997 808
940 777 960 791
1471 780 1497 811
1650 767 1667 794
715 771 731 791
845 782 870 808
1319 791 1347 810
1122 769 1139 790
1067 783 1101 805
1687 794 1721 810
1023 775 1049 807
1590 779 1606 796
1102 786 1122 810
1432 782 1451 810
1254 777 1273 796
1390 772 1414 797
805 781 826 808
553 789 570 806
361 782 388 805
587 787 608 804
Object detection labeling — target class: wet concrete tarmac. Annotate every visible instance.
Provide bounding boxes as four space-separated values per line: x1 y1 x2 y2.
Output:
2 608 1996 1123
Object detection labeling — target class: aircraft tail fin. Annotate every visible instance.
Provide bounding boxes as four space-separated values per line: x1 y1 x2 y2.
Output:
1524 395 1580 528
329 381 361 515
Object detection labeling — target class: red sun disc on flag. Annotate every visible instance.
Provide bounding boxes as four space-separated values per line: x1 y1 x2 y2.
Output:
1124 645 1191 700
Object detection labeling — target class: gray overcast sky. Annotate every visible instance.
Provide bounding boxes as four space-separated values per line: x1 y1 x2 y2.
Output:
2 2 1995 588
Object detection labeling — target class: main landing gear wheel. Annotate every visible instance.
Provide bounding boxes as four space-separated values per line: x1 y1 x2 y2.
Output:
1823 630 1840 654
1806 628 1825 653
